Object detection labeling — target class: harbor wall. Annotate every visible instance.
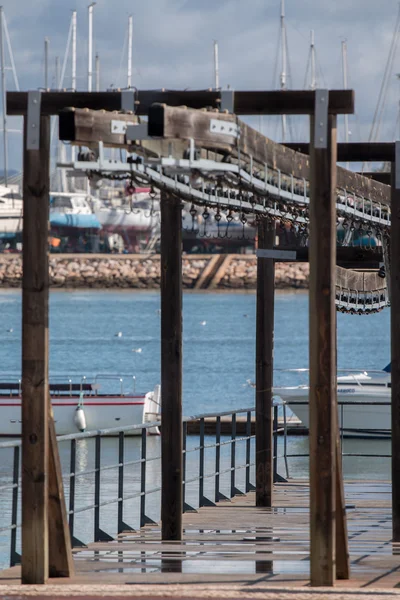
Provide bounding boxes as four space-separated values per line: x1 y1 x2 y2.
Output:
0 254 310 290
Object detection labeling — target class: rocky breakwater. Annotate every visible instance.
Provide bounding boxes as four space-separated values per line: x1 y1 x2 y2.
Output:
219 257 309 289
0 254 309 289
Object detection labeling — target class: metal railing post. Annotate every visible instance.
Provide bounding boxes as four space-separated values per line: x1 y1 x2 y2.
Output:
118 431 134 534
94 435 113 542
273 406 278 482
199 417 214 507
140 428 156 526
246 410 255 492
231 412 244 497
10 446 20 566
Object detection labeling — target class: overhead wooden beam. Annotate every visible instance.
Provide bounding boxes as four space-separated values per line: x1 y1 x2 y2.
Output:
356 172 391 185
286 142 395 163
7 89 354 117
58 105 389 207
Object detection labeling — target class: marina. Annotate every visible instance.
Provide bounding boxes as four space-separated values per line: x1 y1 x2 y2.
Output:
1 0 400 596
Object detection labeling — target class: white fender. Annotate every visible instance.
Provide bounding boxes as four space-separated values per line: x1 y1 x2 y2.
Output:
74 406 87 432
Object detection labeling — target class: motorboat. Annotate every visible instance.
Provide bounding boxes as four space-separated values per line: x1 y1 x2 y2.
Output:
0 185 23 240
274 364 391 438
0 375 161 436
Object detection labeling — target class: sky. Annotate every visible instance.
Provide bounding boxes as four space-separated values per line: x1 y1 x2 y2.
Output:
2 0 400 170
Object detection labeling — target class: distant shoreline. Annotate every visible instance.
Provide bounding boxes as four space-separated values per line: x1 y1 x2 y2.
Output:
0 253 310 291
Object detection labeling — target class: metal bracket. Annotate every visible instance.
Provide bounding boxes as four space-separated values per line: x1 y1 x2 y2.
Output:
257 249 297 261
111 119 135 135
125 123 150 141
220 89 234 113
396 141 400 190
314 89 329 149
210 119 239 138
121 90 135 113
26 90 41 150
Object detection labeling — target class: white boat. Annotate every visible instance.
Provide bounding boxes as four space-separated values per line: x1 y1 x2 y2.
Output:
0 376 161 436
274 364 391 438
0 185 23 238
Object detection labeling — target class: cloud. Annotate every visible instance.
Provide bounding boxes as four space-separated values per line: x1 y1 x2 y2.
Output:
2 0 400 170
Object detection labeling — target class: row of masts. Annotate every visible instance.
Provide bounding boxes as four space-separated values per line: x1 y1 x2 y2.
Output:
0 1 350 186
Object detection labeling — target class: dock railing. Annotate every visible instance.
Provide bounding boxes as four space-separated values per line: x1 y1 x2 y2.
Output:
0 405 288 569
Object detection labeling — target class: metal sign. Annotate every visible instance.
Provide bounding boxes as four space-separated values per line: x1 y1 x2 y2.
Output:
257 249 297 261
26 90 41 150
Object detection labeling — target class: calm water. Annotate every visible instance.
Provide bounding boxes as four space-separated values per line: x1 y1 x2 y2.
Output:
0 289 391 567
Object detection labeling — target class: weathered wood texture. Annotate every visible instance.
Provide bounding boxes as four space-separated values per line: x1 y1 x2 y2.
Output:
59 105 389 207
308 114 338 586
48 411 75 577
21 115 50 584
8 89 354 116
286 142 396 163
147 104 388 206
336 266 387 292
390 164 400 542
255 220 275 507
160 191 183 541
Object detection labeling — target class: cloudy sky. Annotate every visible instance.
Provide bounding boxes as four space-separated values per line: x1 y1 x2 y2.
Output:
3 0 400 170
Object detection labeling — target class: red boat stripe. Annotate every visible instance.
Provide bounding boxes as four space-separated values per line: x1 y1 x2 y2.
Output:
0 401 145 407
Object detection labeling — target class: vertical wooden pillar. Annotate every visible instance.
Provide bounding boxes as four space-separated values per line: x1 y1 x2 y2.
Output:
255 219 275 507
161 190 183 540
391 153 400 542
21 115 50 584
309 110 337 586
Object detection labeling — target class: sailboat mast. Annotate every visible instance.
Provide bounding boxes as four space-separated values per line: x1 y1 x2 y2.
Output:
44 37 49 89
88 2 96 92
310 30 316 90
127 15 133 88
95 53 100 92
0 7 8 186
72 10 77 91
342 39 349 168
280 0 287 141
214 40 220 90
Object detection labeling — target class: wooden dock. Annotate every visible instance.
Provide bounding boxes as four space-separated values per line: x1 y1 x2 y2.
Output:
2 479 400 597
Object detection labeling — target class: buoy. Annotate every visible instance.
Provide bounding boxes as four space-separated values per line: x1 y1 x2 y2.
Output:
132 348 142 353
115 332 123 337
200 321 207 326
74 406 87 432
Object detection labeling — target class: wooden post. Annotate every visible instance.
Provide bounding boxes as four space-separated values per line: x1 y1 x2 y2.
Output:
309 109 338 586
391 154 400 542
21 115 50 584
255 219 275 507
161 190 183 540
48 411 75 577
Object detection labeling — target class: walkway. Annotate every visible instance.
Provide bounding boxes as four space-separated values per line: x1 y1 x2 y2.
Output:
1 480 400 597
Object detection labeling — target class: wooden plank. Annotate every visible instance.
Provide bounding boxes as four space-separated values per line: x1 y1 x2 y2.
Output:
59 105 389 207
147 104 389 207
48 410 75 577
255 219 275 507
309 113 338 586
21 115 50 584
286 142 395 163
8 89 354 116
390 162 400 542
161 191 183 541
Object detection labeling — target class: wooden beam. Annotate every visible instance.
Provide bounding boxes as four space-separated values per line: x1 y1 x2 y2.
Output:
286 142 395 163
59 106 389 207
21 115 50 584
356 172 391 185
48 412 74 577
7 89 354 116
309 113 338 586
255 219 274 507
391 160 400 542
161 190 183 541
279 246 383 267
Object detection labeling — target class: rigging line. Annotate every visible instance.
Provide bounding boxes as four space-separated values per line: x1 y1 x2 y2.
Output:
367 4 400 143
116 26 128 89
3 14 18 91
303 49 311 90
374 42 399 142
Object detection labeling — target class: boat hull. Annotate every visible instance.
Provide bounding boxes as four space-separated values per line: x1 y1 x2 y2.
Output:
274 386 391 438
0 394 158 436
